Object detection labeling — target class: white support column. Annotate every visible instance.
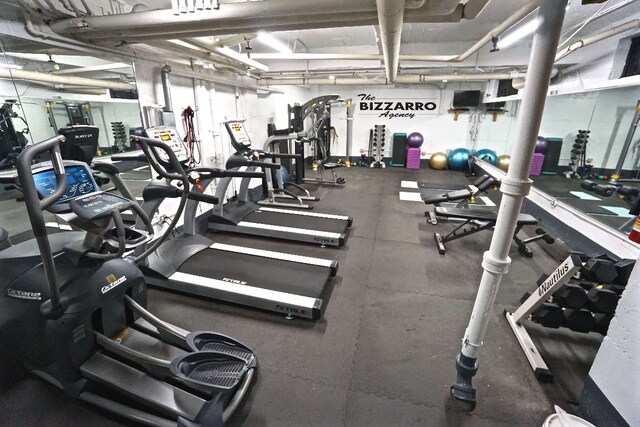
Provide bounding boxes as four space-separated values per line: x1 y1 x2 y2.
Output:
451 0 568 411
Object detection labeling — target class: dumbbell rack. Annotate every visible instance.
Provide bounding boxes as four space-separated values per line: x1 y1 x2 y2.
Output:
505 253 633 382
111 121 127 153
567 130 590 178
369 124 386 168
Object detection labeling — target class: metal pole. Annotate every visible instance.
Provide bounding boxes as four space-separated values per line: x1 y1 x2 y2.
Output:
451 0 567 412
612 100 640 180
346 98 354 160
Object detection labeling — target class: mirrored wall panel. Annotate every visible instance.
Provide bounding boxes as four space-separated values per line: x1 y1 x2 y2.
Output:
530 87 640 234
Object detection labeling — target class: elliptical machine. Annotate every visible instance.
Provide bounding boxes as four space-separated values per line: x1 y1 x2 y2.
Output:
0 134 257 426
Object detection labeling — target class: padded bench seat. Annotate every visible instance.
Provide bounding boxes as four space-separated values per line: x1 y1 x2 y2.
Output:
434 207 538 225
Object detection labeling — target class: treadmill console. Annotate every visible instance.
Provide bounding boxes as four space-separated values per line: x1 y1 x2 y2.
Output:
144 126 189 166
70 192 133 220
225 120 252 152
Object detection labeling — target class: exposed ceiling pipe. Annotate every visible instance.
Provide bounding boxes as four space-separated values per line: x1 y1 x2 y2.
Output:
376 0 406 83
47 0 468 41
151 41 249 73
53 63 132 74
449 0 538 62
168 63 264 90
0 68 133 90
253 0 538 65
259 71 528 86
175 38 268 71
251 53 457 61
161 65 173 112
555 19 640 62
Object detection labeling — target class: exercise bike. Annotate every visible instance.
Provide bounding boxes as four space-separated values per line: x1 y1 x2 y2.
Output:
0 134 257 426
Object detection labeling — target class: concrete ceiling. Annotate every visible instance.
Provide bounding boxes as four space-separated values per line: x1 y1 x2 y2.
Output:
0 0 639 81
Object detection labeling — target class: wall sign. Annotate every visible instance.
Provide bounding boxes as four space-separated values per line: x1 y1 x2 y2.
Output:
356 93 438 119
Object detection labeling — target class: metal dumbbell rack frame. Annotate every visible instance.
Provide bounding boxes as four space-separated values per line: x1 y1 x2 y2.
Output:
369 124 386 168
504 253 583 382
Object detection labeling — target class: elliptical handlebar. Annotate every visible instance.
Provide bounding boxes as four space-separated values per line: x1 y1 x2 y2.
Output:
16 135 67 320
130 135 191 264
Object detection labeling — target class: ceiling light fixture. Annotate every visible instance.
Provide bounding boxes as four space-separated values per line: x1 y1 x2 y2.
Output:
257 32 293 54
497 18 540 50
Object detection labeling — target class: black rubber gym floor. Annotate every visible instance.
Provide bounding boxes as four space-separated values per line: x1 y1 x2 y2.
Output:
0 167 603 426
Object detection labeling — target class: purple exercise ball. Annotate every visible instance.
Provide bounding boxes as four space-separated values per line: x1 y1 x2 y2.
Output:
407 132 424 148
535 136 548 154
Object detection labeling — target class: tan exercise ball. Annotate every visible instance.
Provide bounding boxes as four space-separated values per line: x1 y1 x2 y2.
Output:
497 154 510 172
429 152 448 170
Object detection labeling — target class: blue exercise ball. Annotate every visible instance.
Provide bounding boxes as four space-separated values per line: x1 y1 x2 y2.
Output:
474 148 497 165
407 132 424 148
448 148 471 170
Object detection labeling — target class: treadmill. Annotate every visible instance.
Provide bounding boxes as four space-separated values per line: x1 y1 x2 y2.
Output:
207 120 352 248
135 126 339 320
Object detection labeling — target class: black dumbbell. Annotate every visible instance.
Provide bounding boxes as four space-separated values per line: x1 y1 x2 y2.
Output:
593 313 613 335
553 283 587 309
572 256 618 284
593 184 616 197
614 259 635 286
563 309 595 333
531 302 564 328
586 285 619 314
602 284 626 296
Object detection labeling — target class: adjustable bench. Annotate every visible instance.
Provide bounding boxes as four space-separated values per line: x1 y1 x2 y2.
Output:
423 174 499 224
433 206 554 256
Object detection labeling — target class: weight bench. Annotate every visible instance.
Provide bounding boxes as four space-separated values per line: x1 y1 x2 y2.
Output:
423 174 498 224
433 206 554 256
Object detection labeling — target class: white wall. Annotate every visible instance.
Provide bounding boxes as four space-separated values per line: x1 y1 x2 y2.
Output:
587 259 640 425
311 82 492 158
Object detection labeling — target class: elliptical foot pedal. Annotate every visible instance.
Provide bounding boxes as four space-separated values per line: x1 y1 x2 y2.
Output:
434 233 445 255
186 332 255 364
170 351 255 395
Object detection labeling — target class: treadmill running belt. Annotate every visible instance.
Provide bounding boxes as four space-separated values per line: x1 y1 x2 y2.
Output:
246 210 348 233
179 249 331 298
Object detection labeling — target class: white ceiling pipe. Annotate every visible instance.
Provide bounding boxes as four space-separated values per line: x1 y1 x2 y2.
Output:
175 38 268 70
254 0 538 64
250 53 458 61
555 19 640 61
452 0 539 62
47 0 469 41
259 71 528 86
0 68 133 90
53 63 132 74
168 63 262 90
151 41 249 73
50 0 376 34
376 0 406 83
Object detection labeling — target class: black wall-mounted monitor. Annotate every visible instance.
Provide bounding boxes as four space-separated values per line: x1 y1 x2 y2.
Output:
453 91 482 108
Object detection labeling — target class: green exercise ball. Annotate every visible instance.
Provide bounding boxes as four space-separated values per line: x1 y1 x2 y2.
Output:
429 152 448 170
497 154 510 172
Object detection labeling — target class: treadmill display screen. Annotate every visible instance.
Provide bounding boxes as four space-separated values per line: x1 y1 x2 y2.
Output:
226 121 252 148
33 165 98 204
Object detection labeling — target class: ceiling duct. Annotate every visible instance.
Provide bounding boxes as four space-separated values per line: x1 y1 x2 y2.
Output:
0 68 133 90
47 0 475 42
376 0 406 83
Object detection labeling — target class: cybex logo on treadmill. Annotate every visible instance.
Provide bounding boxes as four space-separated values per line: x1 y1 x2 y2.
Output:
223 277 248 286
101 274 127 294
7 288 42 300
